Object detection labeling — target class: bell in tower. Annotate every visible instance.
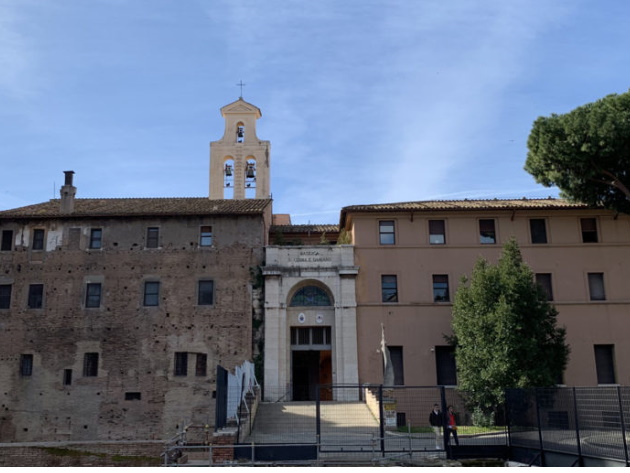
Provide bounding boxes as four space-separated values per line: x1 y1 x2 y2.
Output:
209 98 271 200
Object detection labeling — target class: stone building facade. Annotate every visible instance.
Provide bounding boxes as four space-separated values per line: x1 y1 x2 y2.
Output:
262 244 359 402
0 193 271 441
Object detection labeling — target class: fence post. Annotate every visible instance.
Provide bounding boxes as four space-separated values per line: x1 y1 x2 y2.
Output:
617 386 629 466
440 386 448 454
378 384 385 457
316 384 321 452
571 387 583 466
534 389 545 467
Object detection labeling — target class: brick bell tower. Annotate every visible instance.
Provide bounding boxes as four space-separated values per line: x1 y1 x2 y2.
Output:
209 98 271 199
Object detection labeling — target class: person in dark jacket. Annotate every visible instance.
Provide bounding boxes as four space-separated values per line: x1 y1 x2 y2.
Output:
429 404 443 449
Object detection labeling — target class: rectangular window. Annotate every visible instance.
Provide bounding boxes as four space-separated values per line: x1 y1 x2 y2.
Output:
89 228 102 249
32 229 45 250
198 280 214 305
594 345 616 384
388 346 404 386
200 226 213 246
125 392 142 401
174 352 188 376
432 274 450 302
196 353 208 377
435 346 457 385
429 220 446 245
28 284 44 309
20 354 33 377
146 227 160 248
0 284 11 309
530 219 548 244
143 281 160 307
581 218 598 243
379 221 395 245
290 327 332 347
588 273 606 301
535 273 554 301
381 275 398 303
83 353 99 377
63 369 73 386
85 283 102 308
1 230 13 251
479 219 496 244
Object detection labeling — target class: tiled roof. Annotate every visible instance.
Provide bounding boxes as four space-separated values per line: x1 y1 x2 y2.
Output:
270 224 339 234
340 198 598 226
0 198 272 219
342 198 590 213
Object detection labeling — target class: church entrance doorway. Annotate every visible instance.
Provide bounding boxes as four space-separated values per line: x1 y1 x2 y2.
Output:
290 325 333 401
292 349 332 401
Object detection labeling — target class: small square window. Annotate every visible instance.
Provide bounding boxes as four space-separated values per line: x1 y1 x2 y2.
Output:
588 273 606 301
1 230 13 251
581 218 598 243
89 228 102 249
143 281 160 307
146 227 159 249
0 284 12 309
28 284 44 309
83 353 99 377
381 275 398 303
200 226 213 246
479 219 496 244
429 220 445 245
432 274 450 302
85 283 102 308
379 221 395 245
174 352 188 376
196 354 208 377
32 229 45 250
198 280 214 305
530 219 548 244
20 354 33 377
535 273 554 301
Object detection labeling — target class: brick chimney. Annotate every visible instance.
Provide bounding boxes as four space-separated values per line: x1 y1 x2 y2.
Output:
59 170 76 214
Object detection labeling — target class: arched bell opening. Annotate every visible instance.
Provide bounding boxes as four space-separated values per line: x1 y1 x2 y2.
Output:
236 122 245 143
244 158 257 198
223 158 234 199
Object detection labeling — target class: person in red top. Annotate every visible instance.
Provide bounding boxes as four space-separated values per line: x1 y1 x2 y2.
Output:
445 405 459 446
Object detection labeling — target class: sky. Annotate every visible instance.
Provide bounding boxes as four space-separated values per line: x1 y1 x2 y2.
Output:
1 0 629 224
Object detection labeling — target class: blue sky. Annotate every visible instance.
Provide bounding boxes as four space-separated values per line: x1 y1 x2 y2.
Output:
1 0 629 224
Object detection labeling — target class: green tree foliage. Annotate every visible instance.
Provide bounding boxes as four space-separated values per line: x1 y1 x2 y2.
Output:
451 239 569 416
525 90 630 214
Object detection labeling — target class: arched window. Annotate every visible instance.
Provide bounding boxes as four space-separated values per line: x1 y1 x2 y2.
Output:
236 122 245 143
289 286 331 307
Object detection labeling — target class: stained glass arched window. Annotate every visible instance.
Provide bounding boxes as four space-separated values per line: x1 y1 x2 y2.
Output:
289 286 332 307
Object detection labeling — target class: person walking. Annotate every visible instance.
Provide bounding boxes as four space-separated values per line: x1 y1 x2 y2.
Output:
429 404 443 449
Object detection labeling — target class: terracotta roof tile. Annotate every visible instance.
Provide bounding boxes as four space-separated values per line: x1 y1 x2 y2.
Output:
342 198 590 213
339 198 600 226
270 224 339 234
0 198 272 219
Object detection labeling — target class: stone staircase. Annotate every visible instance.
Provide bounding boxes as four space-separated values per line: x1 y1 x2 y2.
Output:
242 401 379 445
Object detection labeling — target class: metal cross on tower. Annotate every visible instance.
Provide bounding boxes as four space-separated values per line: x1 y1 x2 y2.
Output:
236 80 246 98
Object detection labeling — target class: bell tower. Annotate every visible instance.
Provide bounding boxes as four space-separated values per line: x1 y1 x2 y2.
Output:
209 98 271 199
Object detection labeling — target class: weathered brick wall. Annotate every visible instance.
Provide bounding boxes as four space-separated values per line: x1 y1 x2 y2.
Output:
0 442 163 467
0 214 265 442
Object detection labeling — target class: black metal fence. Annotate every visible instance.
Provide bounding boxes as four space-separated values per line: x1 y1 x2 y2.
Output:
235 384 508 462
506 387 630 467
